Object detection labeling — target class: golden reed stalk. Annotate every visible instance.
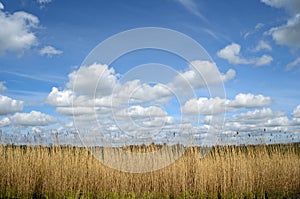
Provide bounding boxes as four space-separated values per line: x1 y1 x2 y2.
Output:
0 144 299 198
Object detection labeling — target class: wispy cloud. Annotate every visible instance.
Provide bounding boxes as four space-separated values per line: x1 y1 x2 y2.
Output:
8 89 50 106
244 23 265 39
1 71 66 84
255 23 264 30
201 28 219 40
285 57 300 71
174 0 208 22
184 23 231 42
36 0 52 9
36 0 52 4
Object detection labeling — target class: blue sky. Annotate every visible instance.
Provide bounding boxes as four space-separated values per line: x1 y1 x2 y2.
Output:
0 0 299 145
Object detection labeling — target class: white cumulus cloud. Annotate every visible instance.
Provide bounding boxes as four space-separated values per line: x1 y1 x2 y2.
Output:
44 62 249 135
182 97 229 115
292 105 300 118
0 117 10 127
116 105 167 119
267 15 300 48
217 43 273 66
171 60 235 90
39 46 63 57
182 93 272 116
66 63 117 97
0 95 24 115
48 61 235 119
224 108 288 132
56 106 95 116
261 0 300 13
46 63 178 132
10 111 57 126
46 87 74 107
218 43 250 65
0 8 39 55
113 80 172 104
230 93 272 109
262 0 300 48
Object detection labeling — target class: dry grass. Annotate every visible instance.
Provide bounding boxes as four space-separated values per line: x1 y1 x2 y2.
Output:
0 143 299 198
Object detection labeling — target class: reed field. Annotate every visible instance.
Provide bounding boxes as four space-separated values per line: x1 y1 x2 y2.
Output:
0 143 299 198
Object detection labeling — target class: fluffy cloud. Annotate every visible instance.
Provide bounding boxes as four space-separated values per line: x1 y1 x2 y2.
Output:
39 46 63 57
10 111 57 126
46 87 74 107
66 63 117 97
0 2 3 10
0 6 39 55
0 81 6 91
55 107 93 116
217 43 273 66
171 60 235 90
285 57 300 71
47 85 171 122
267 15 300 48
47 87 116 109
115 105 167 120
44 62 242 137
223 108 289 133
261 0 300 12
229 108 284 123
0 95 24 115
46 63 178 133
125 82 172 103
255 55 274 66
113 80 172 104
47 88 114 118
262 0 300 48
111 113 174 136
182 97 228 115
184 104 299 144
42 61 299 145
253 40 272 52
56 105 111 117
0 117 10 127
182 93 272 115
230 93 272 108
292 105 300 118
217 43 250 65
49 61 235 118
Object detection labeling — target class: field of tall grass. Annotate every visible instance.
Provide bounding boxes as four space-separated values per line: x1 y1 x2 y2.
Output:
0 143 299 198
